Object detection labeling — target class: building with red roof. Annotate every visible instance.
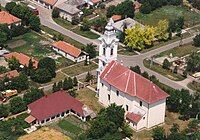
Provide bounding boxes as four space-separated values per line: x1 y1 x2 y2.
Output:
0 70 19 80
111 15 122 22
0 11 21 28
34 0 58 9
3 52 38 68
51 41 87 62
98 60 169 130
25 90 94 125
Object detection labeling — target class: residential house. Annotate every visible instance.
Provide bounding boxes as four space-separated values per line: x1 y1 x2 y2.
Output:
111 15 122 22
3 52 38 68
51 41 87 62
56 0 85 22
0 70 19 80
35 0 58 9
0 11 21 29
25 90 94 125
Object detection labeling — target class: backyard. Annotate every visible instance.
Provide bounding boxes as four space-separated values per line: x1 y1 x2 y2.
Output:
135 5 200 27
7 31 52 60
53 18 100 39
61 61 98 77
156 43 200 58
76 87 103 113
143 59 186 81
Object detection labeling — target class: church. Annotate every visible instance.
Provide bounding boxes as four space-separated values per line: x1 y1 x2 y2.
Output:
97 19 169 131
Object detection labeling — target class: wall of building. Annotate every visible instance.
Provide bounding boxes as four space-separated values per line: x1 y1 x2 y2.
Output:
59 11 76 22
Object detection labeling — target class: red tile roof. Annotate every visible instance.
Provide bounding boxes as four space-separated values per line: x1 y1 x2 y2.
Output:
28 90 85 121
3 52 38 68
126 112 142 123
52 41 81 58
41 0 58 6
0 70 19 79
91 0 101 4
111 15 122 22
0 11 21 25
100 61 169 104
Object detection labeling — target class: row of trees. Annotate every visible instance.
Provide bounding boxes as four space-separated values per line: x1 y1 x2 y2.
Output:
107 0 135 18
5 2 40 31
78 104 132 139
52 77 78 91
0 88 44 117
140 0 183 14
125 20 169 51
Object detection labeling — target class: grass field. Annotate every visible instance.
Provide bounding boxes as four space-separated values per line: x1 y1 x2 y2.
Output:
7 32 52 60
41 25 86 50
118 48 137 56
156 44 200 58
77 87 102 113
135 5 200 27
19 127 71 140
143 59 185 81
54 18 100 39
61 62 98 77
187 81 200 92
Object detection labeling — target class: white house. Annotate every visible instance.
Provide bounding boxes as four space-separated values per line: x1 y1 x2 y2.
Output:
97 19 169 131
56 0 85 22
51 41 87 62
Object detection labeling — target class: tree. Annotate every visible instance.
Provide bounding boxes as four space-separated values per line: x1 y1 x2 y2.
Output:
57 81 63 90
38 57 56 78
85 44 97 59
173 66 178 74
106 5 115 17
5 2 16 13
152 127 166 140
73 77 78 86
80 19 90 31
155 20 169 41
170 123 180 134
10 97 26 114
125 24 156 51
85 72 93 82
7 57 20 70
0 104 9 118
186 52 200 73
162 59 171 69
141 71 149 79
193 34 200 47
63 77 73 90
23 88 44 105
192 0 200 10
52 82 58 92
140 2 152 14
150 75 159 84
29 15 40 32
10 74 29 91
0 32 7 46
52 8 60 18
130 65 141 74
31 68 52 84
0 66 8 74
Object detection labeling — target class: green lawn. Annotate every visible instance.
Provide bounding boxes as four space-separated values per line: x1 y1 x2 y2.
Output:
58 119 83 135
156 44 200 58
54 18 100 39
56 57 75 69
143 59 186 81
41 25 86 50
118 48 136 56
7 31 52 60
61 62 98 77
77 87 102 113
187 81 200 92
135 5 200 27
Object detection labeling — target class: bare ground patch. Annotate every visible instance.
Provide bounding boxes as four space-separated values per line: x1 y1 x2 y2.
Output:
7 40 26 49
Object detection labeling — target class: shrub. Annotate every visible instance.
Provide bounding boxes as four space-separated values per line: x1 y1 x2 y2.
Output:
162 59 171 69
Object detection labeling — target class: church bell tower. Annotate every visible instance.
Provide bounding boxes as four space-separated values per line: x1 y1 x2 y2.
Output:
97 18 119 91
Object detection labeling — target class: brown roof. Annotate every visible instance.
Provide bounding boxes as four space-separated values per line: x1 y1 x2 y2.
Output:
3 52 38 68
0 70 19 79
91 0 101 4
28 90 86 121
0 11 21 25
52 41 81 58
41 0 58 6
111 15 122 22
100 61 169 104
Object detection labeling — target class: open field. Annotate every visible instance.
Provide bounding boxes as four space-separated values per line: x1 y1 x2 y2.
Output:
54 18 100 39
77 87 102 113
61 62 98 77
7 32 52 60
41 25 86 50
18 127 71 140
156 43 200 58
143 59 185 81
135 5 200 27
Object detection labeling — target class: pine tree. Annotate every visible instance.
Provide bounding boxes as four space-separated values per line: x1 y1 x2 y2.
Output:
73 77 78 86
